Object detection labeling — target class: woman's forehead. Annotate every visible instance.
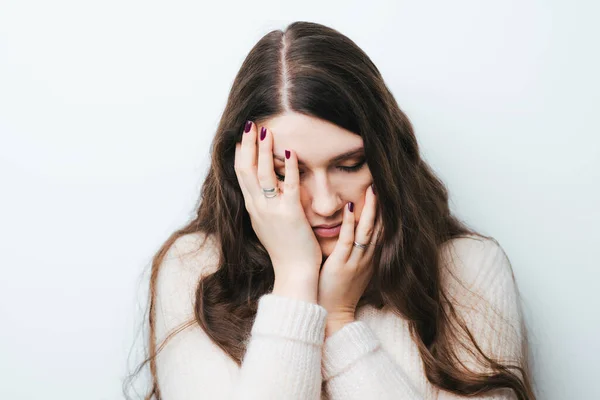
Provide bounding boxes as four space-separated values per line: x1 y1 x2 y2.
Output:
259 112 363 165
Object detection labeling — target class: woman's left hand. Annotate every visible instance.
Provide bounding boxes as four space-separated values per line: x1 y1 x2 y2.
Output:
317 184 382 338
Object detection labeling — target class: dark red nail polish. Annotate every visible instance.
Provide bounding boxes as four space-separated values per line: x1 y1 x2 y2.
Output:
348 202 354 212
260 127 266 141
285 150 290 159
244 121 252 133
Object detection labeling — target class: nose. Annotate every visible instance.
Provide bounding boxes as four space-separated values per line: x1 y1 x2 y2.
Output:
307 174 342 217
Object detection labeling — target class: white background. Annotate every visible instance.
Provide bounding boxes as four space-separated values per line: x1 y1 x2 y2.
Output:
1 1 598 399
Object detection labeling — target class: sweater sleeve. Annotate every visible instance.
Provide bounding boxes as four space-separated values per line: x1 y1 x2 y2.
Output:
321 320 422 399
320 237 524 400
153 233 327 400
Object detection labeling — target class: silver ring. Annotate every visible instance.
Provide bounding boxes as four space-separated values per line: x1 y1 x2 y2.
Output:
262 187 278 198
353 241 370 250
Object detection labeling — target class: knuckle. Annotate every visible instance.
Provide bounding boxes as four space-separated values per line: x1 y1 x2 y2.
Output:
257 171 271 182
284 180 298 191
239 166 254 176
341 237 354 247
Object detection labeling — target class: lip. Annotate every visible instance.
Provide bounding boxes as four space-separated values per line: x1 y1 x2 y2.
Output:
313 223 342 229
313 223 342 238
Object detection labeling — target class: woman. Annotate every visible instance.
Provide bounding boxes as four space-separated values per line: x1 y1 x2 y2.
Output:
129 21 536 399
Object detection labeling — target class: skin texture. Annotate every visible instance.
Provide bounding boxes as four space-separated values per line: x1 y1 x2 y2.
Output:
255 111 382 337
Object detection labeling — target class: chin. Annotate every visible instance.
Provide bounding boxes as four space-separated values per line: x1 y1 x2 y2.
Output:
319 238 337 258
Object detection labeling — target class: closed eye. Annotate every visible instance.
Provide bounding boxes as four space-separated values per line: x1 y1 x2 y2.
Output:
275 160 366 182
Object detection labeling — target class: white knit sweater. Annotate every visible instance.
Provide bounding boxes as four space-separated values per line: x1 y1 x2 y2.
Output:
153 232 524 399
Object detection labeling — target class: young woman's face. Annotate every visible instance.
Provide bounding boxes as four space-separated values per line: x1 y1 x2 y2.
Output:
257 111 374 258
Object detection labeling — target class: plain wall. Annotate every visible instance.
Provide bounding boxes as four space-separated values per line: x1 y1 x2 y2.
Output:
0 1 598 399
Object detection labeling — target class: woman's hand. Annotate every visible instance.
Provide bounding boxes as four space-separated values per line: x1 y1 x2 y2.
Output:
317 184 382 337
234 121 323 303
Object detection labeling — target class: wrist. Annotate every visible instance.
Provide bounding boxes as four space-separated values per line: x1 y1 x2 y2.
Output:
272 272 319 304
325 314 356 338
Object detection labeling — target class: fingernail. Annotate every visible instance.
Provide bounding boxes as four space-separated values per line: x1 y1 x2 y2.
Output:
260 127 266 141
348 202 354 212
244 121 252 133
285 150 290 159
371 184 376 195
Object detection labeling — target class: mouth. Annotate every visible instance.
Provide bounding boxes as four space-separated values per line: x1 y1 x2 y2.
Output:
312 223 342 238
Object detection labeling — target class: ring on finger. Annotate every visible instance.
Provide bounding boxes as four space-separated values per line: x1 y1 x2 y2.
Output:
352 240 373 250
262 186 279 198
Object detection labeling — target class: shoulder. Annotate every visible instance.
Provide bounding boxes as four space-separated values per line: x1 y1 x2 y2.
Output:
160 231 221 280
438 235 525 374
439 234 516 296
155 231 220 309
154 231 221 335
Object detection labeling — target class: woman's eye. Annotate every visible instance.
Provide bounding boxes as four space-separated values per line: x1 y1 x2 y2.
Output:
338 160 366 173
275 160 365 182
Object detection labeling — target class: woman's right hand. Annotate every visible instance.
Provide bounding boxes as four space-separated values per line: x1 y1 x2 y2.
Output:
234 120 323 303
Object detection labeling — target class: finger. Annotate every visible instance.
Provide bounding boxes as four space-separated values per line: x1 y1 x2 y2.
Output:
329 201 356 263
235 120 260 200
362 212 382 263
371 210 383 246
348 184 377 265
234 142 252 203
282 148 301 206
363 203 384 259
257 126 280 201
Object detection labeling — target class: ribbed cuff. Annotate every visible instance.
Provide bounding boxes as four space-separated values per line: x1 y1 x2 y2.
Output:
321 320 381 380
251 294 327 346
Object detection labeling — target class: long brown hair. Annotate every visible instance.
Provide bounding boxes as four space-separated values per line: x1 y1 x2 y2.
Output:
124 21 536 399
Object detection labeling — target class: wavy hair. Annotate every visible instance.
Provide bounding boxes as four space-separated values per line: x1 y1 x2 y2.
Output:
124 21 536 399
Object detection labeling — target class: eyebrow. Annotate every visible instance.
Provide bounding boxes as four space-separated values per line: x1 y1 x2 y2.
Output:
273 146 365 166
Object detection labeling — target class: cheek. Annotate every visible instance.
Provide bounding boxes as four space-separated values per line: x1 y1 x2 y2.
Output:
334 169 372 193
297 172 373 207
344 176 371 197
